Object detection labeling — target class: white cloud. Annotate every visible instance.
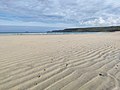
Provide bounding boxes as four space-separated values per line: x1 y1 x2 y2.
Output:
0 0 120 27
80 17 120 27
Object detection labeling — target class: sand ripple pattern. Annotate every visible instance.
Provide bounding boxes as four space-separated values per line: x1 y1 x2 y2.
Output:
0 33 120 90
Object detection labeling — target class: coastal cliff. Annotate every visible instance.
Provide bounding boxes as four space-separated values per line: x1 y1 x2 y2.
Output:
49 26 120 32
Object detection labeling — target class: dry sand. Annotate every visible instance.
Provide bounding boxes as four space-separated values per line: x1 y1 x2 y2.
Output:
0 32 120 90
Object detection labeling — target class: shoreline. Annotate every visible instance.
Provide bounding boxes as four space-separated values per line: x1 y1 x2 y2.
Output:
0 31 111 36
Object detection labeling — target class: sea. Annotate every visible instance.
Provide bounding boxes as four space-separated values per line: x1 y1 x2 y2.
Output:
0 32 99 35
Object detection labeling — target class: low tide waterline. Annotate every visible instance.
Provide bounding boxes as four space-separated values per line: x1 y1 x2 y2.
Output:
0 32 101 35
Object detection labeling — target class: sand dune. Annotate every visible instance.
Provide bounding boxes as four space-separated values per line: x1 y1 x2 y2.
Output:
0 32 120 90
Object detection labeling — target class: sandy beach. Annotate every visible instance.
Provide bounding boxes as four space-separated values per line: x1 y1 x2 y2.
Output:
0 32 120 90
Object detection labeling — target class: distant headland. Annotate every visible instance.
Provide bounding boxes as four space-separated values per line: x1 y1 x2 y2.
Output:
48 26 120 32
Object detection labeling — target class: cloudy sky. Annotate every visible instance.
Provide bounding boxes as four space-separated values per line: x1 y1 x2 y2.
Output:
0 0 120 28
